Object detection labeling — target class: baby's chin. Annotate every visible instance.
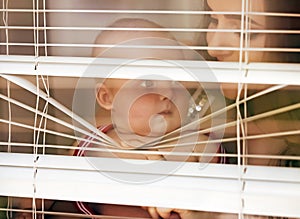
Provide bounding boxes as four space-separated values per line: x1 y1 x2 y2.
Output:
133 125 179 137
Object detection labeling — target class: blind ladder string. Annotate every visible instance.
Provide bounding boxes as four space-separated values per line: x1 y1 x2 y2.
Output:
242 0 252 167
6 82 12 219
35 76 49 219
237 0 247 218
39 75 50 153
2 0 9 54
242 84 249 166
32 74 40 219
43 0 47 56
32 0 39 58
32 0 41 217
240 1 251 216
2 0 12 218
40 76 50 156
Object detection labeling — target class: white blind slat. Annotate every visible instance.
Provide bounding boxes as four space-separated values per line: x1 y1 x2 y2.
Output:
0 153 299 217
1 57 300 85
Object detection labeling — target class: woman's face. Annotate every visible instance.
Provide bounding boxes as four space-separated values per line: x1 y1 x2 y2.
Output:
206 0 267 62
206 0 269 99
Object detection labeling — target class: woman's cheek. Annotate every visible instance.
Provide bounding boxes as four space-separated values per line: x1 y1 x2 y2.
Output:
248 33 268 62
221 83 238 100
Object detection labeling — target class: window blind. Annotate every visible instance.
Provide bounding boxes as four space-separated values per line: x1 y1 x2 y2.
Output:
0 0 299 218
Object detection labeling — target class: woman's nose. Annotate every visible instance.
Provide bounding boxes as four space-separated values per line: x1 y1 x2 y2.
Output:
206 23 238 61
207 33 236 60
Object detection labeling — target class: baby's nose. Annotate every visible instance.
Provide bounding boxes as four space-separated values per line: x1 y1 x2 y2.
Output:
156 81 175 101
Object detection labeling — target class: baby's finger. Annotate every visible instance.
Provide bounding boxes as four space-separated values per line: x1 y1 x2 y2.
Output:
147 207 161 219
145 153 165 160
156 207 173 218
14 212 33 219
168 211 181 219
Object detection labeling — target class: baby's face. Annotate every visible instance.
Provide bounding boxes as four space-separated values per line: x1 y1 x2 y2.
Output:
110 79 190 137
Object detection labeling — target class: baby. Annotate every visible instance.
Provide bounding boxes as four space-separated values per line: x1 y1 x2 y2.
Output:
71 18 226 218
13 18 224 219
76 18 224 160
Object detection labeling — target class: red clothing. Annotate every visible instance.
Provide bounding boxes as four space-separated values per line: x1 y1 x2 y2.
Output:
73 124 227 217
73 124 113 217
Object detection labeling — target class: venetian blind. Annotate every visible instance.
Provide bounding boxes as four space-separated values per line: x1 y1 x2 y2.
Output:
0 0 299 218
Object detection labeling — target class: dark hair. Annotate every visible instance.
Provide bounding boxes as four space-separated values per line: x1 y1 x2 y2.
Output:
264 0 300 62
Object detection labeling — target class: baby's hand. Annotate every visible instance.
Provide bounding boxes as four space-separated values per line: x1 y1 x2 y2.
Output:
146 207 214 219
146 207 181 219
14 213 29 219
145 207 273 219
13 211 35 219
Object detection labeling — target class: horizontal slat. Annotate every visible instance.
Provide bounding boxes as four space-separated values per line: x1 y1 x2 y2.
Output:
0 153 299 217
1 43 300 53
1 56 300 85
0 9 299 17
2 26 300 35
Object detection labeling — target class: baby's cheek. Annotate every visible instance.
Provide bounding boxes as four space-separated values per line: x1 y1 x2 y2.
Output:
175 92 190 115
128 114 151 136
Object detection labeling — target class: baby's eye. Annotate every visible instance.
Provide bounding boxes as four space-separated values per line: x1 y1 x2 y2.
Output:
140 80 155 88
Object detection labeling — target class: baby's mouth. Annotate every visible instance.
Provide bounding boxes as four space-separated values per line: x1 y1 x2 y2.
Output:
159 109 172 115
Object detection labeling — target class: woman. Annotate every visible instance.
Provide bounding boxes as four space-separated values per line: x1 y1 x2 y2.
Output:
206 0 300 166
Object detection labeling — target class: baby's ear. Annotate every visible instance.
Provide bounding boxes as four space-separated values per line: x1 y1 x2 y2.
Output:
95 82 114 110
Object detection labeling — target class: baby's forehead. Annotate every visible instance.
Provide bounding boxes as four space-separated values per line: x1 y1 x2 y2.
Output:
94 36 184 60
105 78 195 90
92 19 183 59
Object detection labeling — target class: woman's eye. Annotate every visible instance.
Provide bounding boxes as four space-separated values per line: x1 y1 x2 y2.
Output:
140 80 155 88
249 32 260 40
209 16 218 26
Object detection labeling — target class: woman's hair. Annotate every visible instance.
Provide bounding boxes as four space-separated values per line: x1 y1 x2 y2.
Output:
204 0 300 62
264 0 300 62
253 1 300 167
278 142 300 167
